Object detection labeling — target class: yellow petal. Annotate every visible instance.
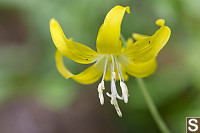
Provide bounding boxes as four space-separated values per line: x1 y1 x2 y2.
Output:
55 50 73 79
123 19 171 63
55 50 105 84
50 18 98 64
72 58 105 84
124 58 157 78
132 33 149 41
96 6 130 55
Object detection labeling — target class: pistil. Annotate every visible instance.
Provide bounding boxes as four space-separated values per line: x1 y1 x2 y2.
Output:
106 55 123 117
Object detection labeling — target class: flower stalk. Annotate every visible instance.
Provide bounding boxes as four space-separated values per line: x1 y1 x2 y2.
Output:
136 78 171 133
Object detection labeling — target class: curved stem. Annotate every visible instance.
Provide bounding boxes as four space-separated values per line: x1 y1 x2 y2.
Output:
136 78 171 133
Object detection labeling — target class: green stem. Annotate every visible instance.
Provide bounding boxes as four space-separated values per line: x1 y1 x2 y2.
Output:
136 78 171 133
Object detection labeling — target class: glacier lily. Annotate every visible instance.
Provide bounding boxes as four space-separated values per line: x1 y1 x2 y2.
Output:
49 5 171 117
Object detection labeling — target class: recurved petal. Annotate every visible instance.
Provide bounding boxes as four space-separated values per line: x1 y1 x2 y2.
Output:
124 58 157 78
55 50 74 79
123 19 171 63
96 6 130 55
132 33 149 41
50 18 98 64
55 50 105 84
72 58 105 84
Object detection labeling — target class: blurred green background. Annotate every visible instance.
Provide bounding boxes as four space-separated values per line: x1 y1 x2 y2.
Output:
0 0 200 133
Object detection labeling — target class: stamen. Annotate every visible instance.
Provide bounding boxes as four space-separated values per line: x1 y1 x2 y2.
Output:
101 81 105 90
114 56 124 82
101 57 108 82
120 81 129 103
114 56 129 103
98 82 104 105
97 56 108 105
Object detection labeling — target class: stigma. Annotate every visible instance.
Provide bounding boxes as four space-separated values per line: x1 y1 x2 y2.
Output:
97 55 129 117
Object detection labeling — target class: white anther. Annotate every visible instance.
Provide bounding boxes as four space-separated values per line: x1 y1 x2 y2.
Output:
97 56 108 105
120 81 129 103
101 81 105 90
98 82 104 105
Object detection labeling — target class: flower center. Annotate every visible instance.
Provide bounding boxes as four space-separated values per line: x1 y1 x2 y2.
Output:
97 54 129 117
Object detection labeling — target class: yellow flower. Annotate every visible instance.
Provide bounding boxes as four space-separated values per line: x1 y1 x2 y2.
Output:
49 6 171 117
